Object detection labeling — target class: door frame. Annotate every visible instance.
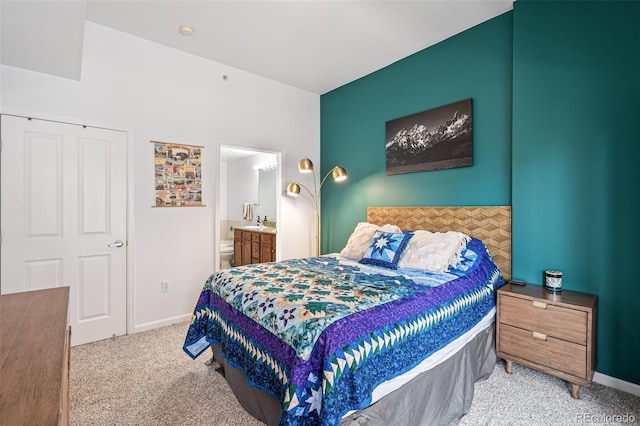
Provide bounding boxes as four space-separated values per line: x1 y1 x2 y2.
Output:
0 107 135 337
214 143 283 272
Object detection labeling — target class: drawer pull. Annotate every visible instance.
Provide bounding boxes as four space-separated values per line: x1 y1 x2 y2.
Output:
532 331 547 341
532 301 547 309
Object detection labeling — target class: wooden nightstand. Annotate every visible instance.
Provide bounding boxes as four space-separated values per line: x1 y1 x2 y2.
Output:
496 283 597 398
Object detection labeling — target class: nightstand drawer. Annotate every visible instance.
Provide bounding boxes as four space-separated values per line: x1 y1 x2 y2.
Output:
499 324 587 379
499 294 587 344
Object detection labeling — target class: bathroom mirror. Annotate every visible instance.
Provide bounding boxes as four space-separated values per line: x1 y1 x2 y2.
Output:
258 168 276 222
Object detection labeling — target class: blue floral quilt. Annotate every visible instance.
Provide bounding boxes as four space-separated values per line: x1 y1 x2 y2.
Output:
183 238 504 425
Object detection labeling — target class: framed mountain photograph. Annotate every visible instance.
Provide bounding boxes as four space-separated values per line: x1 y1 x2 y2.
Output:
385 98 472 175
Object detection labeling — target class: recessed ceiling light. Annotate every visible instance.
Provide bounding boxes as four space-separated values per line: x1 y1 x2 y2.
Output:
179 24 194 37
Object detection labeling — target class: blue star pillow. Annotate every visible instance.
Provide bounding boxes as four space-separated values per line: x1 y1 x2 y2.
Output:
359 230 413 269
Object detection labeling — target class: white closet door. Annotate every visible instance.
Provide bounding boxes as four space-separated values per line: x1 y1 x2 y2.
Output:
1 115 127 346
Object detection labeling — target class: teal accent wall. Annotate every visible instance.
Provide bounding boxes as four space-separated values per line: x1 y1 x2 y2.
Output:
320 12 513 252
321 2 640 385
512 1 640 384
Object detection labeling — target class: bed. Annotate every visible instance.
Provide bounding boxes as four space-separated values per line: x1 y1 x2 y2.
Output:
183 206 511 425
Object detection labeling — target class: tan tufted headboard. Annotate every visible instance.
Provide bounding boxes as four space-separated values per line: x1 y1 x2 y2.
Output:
367 206 511 281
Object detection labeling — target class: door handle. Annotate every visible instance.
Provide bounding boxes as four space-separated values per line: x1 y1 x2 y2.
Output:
108 240 124 248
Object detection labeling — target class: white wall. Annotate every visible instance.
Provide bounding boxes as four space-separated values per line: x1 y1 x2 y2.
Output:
220 160 228 221
0 22 320 333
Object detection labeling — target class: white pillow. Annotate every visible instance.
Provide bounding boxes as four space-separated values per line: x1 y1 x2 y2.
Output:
340 222 402 260
397 230 471 272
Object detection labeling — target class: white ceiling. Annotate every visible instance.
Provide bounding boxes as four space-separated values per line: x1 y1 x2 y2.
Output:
1 0 513 95
220 146 261 160
1 1 87 80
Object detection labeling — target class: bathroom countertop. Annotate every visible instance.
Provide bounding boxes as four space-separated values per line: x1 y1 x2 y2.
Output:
237 226 277 234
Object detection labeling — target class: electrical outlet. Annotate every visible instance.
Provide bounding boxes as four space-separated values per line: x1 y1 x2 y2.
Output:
161 280 170 293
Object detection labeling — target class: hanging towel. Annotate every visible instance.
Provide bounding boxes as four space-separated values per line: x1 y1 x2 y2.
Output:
243 203 253 220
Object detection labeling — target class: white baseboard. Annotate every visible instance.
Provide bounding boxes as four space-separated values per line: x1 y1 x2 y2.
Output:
132 314 191 334
593 372 640 397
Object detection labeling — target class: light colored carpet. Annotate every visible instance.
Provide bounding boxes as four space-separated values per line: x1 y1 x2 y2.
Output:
71 321 640 425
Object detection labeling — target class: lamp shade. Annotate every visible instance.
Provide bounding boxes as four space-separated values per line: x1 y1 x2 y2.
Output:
287 182 301 196
298 157 314 173
332 166 347 182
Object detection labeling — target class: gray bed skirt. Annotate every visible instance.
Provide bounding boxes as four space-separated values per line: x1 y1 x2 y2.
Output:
210 323 496 425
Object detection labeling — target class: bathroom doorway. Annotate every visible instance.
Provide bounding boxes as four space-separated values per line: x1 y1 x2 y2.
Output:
216 145 281 270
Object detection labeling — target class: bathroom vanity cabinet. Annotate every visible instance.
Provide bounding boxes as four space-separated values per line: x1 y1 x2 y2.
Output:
260 233 276 263
234 228 276 267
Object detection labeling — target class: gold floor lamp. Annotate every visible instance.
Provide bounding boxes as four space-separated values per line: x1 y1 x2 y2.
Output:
287 157 347 256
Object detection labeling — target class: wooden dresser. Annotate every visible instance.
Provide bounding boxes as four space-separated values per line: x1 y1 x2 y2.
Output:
496 283 597 398
0 287 71 425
